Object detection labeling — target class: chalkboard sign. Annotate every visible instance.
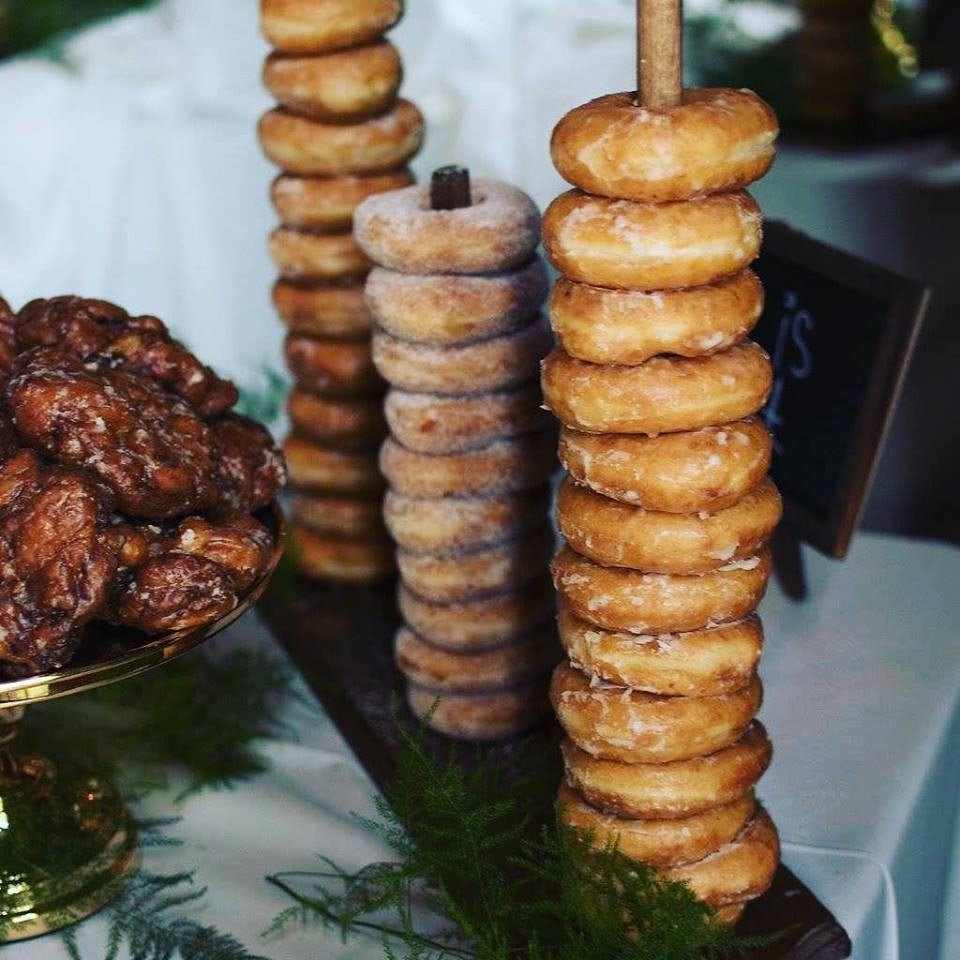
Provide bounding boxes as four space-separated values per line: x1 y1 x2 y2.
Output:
752 222 928 558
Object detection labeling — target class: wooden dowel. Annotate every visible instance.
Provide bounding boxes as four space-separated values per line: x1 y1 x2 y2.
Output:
430 166 472 210
637 0 683 109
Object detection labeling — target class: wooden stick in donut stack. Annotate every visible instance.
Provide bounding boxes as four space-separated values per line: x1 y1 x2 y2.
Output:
353 166 560 741
541 0 782 925
258 0 424 582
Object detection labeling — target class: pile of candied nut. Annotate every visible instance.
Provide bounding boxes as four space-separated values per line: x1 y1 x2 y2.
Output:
0 296 287 678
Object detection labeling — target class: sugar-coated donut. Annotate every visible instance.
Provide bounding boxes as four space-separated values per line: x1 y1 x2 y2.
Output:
258 100 423 177
542 190 762 291
559 605 763 697
553 545 771 635
260 0 402 55
662 808 779 907
551 662 762 763
551 89 778 203
397 524 555 603
373 316 552 394
395 625 559 692
272 172 414 232
287 389 387 451
291 491 385 538
269 228 371 282
284 434 384 495
384 383 551 455
559 418 772 514
380 431 556 498
384 486 549 554
293 523 395 583
399 576 555 651
562 722 772 819
550 270 762 365
557 784 756 868
541 343 772 435
285 334 382 397
273 279 373 339
263 42 402 121
557 476 781 575
354 179 541 275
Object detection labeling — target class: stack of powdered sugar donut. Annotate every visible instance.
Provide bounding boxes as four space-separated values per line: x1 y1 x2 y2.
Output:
354 168 561 740
258 0 424 582
540 89 783 923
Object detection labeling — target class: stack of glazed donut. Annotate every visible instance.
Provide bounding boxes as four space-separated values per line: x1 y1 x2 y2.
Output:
258 0 424 582
541 89 783 923
353 169 560 740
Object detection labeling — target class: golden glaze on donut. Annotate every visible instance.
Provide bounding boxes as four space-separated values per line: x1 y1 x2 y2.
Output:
285 335 383 396
542 190 762 291
269 227 371 281
551 89 778 202
561 722 772 819
293 523 395 583
273 279 373 339
272 171 414 232
557 784 756 868
550 662 762 763
559 605 763 697
258 100 423 176
291 492 385 538
384 383 551 455
287 389 387 451
284 434 384 495
553 545 771 634
541 343 772 435
366 259 549 344
373 317 552 394
550 270 763 365
557 476 781 575
380 431 556 498
263 42 402 120
260 0 402 55
559 419 772 514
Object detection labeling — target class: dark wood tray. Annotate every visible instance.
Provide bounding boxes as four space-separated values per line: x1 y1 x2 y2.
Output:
262 576 852 960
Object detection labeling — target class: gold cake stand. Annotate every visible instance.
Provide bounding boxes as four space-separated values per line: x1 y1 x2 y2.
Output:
0 505 286 943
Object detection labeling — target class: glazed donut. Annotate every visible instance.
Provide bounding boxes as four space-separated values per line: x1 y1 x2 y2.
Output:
397 525 555 603
284 434 384 495
263 42 402 121
285 335 382 396
557 784 756 868
269 228 371 282
293 523 395 583
662 808 779 907
380 430 556 498
559 418 772 514
258 100 423 177
273 279 373 339
558 605 763 697
287 389 387 451
399 576 555 651
354 179 541 275
395 625 559 692
372 316 552 394
366 259 549 344
553 545 772 635
550 662 762 763
541 343 772 435
260 0 402 56
542 190 762 291
384 383 551 455
550 270 762 365
551 89 778 203
291 492 385 538
384 486 549 554
272 171 414 232
556 476 782 575
561 722 772 819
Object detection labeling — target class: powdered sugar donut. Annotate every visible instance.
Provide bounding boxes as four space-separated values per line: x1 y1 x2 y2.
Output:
293 523 394 583
284 434 384 494
273 279 372 339
291 492 385 538
269 227 371 281
261 0 402 55
285 335 382 396
287 389 387 451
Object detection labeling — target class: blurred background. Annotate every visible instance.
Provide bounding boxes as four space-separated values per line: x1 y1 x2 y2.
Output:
0 0 957 544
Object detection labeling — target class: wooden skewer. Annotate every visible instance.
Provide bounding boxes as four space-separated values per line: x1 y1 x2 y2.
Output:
637 0 683 109
430 165 472 210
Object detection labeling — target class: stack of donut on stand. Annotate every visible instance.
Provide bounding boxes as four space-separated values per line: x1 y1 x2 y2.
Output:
541 88 783 923
258 0 424 582
353 167 560 741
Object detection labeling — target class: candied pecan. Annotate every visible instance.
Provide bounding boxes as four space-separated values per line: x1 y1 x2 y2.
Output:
7 348 218 520
209 413 286 512
0 297 15 378
0 414 17 465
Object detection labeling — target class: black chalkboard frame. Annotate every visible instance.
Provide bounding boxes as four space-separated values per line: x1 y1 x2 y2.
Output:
759 222 928 558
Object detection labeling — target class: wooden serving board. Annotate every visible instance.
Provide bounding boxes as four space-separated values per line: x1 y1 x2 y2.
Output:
262 576 852 960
